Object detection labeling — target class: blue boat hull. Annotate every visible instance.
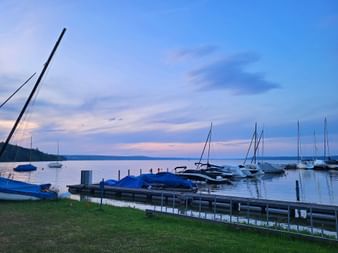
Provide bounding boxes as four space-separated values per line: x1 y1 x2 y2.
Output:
14 164 37 172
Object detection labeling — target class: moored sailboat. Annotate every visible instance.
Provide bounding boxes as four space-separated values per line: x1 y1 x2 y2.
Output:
48 141 63 168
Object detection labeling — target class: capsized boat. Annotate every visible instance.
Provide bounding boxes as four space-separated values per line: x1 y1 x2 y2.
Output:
0 177 57 200
14 163 37 172
104 172 197 191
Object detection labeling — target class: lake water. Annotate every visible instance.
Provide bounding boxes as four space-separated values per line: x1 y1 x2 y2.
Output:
1 159 337 206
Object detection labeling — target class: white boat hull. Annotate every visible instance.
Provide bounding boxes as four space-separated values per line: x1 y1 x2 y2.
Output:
48 162 63 168
258 162 285 174
0 192 40 201
297 161 314 169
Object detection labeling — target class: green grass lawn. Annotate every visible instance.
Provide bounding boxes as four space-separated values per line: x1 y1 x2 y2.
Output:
0 199 336 253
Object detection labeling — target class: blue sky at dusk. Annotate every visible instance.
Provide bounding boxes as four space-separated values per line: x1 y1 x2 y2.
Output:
0 0 337 158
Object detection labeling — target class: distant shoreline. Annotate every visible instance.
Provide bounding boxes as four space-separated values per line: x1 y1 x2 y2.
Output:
63 155 338 161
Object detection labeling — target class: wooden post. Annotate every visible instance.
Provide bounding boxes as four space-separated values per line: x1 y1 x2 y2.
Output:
296 180 300 201
128 169 130 176
118 170 120 180
99 178 104 209
81 170 92 185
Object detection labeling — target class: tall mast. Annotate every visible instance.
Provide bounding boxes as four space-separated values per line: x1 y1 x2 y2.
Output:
253 122 257 164
207 122 212 164
196 122 212 169
297 120 300 162
0 28 66 159
313 130 317 160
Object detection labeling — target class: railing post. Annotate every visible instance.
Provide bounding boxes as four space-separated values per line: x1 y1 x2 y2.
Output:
266 203 269 226
173 193 175 214
335 210 338 240
247 201 250 224
287 205 290 231
199 196 202 218
214 196 216 220
310 207 313 234
161 192 163 212
230 199 233 223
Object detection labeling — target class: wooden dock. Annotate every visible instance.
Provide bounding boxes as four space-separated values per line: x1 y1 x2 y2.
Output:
68 183 338 225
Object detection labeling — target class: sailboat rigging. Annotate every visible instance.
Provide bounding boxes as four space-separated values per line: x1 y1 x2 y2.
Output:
0 28 66 200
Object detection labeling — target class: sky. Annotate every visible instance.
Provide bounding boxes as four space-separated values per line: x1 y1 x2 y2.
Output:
0 0 337 158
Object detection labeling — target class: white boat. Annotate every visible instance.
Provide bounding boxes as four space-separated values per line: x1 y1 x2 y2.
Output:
257 162 285 174
48 161 62 168
48 141 63 168
296 160 314 169
222 165 247 178
296 121 314 170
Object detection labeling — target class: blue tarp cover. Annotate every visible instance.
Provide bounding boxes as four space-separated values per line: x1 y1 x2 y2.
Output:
104 172 194 189
0 177 57 199
14 164 37 172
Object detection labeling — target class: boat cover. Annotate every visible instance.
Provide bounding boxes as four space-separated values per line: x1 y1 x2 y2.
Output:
0 177 57 199
104 172 194 189
14 164 37 172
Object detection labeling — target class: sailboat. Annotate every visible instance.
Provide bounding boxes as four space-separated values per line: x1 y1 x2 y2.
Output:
0 28 66 200
238 123 264 176
14 136 37 172
296 121 314 169
175 123 233 184
313 128 326 170
257 127 285 174
48 142 63 168
322 118 338 169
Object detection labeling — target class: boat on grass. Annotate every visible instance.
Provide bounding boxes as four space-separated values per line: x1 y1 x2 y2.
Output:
0 177 57 200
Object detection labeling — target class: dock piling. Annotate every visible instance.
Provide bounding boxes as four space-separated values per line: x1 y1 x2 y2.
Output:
80 170 92 185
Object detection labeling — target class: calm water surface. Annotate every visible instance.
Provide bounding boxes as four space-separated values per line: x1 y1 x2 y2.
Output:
1 159 337 205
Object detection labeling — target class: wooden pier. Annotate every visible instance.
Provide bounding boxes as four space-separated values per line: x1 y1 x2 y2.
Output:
68 183 338 239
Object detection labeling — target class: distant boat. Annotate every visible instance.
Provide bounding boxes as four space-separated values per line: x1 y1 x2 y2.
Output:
14 164 37 172
14 136 37 172
48 142 63 168
296 121 314 169
0 177 57 200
